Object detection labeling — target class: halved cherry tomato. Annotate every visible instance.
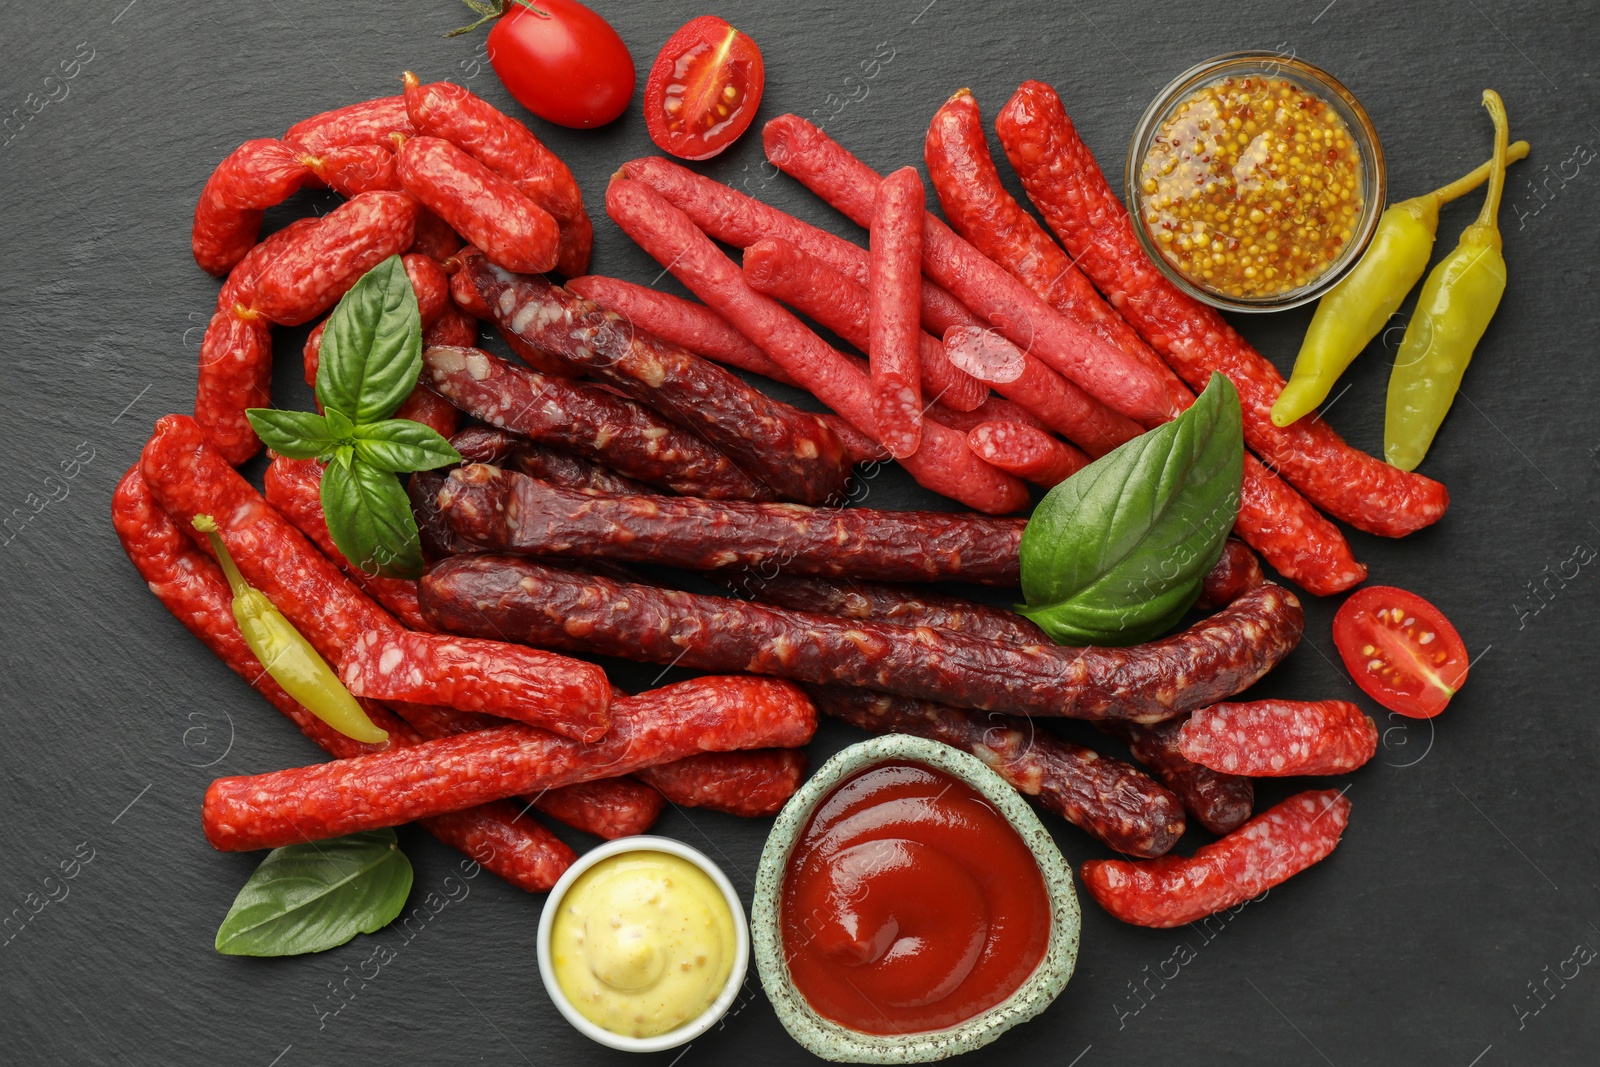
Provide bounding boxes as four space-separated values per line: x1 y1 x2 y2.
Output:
484 0 635 128
643 15 765 160
1333 586 1469 719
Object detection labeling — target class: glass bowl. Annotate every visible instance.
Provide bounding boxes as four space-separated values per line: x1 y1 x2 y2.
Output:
1125 51 1386 312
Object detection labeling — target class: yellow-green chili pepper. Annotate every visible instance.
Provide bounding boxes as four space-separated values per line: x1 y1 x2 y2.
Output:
1384 90 1513 471
1272 137 1529 428
192 514 388 744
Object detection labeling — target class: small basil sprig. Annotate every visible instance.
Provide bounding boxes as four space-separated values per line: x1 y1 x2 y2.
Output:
1019 372 1243 646
214 829 413 956
248 256 459 579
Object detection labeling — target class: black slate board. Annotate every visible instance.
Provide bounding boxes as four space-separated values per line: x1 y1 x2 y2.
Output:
3 1 1597 1064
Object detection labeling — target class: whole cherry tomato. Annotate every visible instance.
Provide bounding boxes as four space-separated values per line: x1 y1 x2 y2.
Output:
481 0 635 128
643 15 765 160
1332 585 1469 719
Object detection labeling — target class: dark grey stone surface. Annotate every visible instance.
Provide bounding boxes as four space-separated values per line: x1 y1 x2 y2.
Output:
2 1 1596 1063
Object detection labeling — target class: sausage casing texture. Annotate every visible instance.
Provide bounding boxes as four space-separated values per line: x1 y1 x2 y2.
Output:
192 139 311 276
465 255 853 504
1177 700 1378 777
566 274 795 385
286 95 415 153
605 176 1027 515
761 113 1171 423
403 74 591 277
396 136 559 275
634 749 808 818
419 555 1304 723
423 344 772 500
339 629 611 742
1194 537 1267 612
867 167 927 458
194 309 272 466
112 466 576 891
449 425 655 496
1081 790 1351 927
250 191 419 326
729 573 1050 645
994 81 1449 539
811 686 1185 857
201 675 818 849
438 463 1026 584
1099 718 1254 836
532 778 665 839
968 421 1089 486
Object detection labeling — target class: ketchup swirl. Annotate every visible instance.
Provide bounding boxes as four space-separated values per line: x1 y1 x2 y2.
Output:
781 761 1050 1033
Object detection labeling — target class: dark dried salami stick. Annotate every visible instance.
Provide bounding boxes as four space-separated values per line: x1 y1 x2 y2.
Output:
201 675 818 849
811 686 1185 857
729 573 1049 645
465 255 853 504
1099 718 1254 836
532 778 665 839
634 749 808 818
450 426 655 496
286 95 415 153
1178 700 1378 776
403 73 591 277
1082 790 1352 927
423 344 772 500
439 464 1025 584
112 466 575 892
420 556 1304 722
995 81 1449 539
264 455 433 630
396 136 559 275
761 113 1171 423
410 470 470 560
339 630 611 742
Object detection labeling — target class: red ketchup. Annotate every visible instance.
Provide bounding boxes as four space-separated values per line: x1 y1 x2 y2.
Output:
780 761 1051 1033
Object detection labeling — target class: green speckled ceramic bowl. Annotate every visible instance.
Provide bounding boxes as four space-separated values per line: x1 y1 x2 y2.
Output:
751 735 1081 1063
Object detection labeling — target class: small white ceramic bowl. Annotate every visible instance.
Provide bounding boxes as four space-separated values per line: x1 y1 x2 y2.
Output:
536 835 750 1054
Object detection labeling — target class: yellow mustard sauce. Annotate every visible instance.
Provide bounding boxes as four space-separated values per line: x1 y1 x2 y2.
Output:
550 851 736 1038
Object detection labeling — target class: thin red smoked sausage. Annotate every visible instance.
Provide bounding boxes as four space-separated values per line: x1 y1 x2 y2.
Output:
420 556 1305 723
1081 790 1352 927
111 466 576 892
634 749 808 818
403 73 591 277
201 675 818 849
604 176 1027 515
565 275 797 386
396 136 559 275
250 191 419 326
761 114 1172 424
741 237 1139 455
921 88 1367 593
868 166 927 458
1099 718 1255 837
438 463 1027 584
967 421 1089 486
1177 700 1378 776
995 81 1449 539
811 686 1186 857
286 95 415 153
463 255 854 505
191 139 311 276
1194 537 1267 612
533 778 665 839
194 309 272 466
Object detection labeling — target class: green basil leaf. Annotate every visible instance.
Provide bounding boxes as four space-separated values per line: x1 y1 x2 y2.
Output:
322 457 425 579
214 829 412 957
244 409 335 460
324 406 355 441
1019 372 1243 646
316 255 422 424
352 419 463 474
